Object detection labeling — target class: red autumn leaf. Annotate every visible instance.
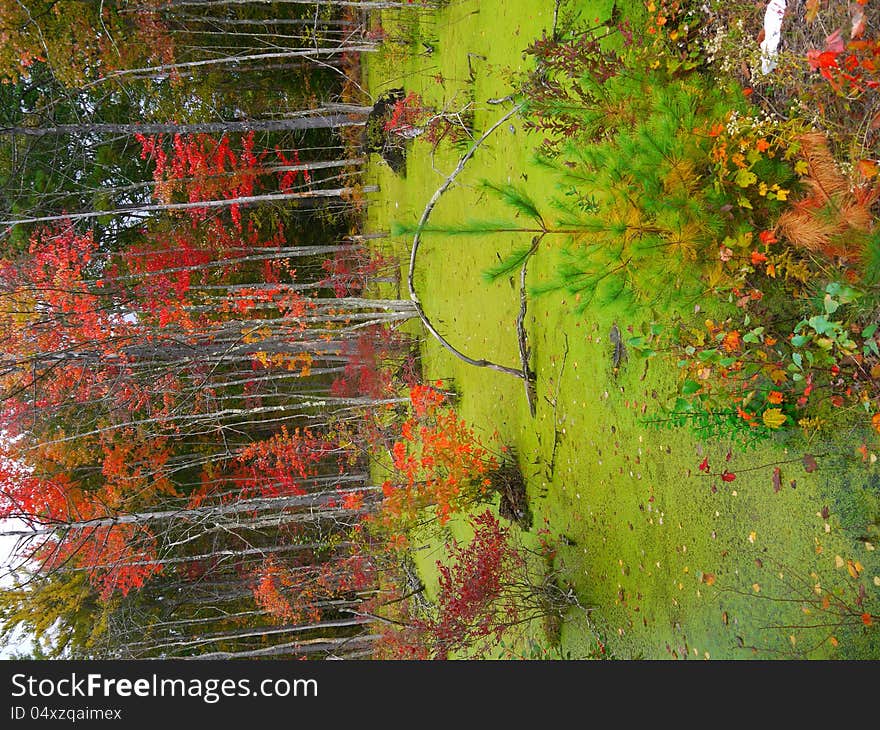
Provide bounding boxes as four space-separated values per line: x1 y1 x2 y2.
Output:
698 457 710 473
825 28 845 54
772 467 782 493
803 454 819 473
821 505 830 520
720 471 736 482
807 49 840 71
759 230 778 245
862 613 873 627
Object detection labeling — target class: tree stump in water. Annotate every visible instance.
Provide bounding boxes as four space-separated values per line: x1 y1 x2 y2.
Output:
489 462 532 530
365 88 407 173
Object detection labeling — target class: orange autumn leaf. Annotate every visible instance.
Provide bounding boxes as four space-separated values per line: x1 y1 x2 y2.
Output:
858 160 878 180
722 331 741 352
341 490 365 511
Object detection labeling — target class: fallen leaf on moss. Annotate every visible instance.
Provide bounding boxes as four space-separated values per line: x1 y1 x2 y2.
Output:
762 407 786 429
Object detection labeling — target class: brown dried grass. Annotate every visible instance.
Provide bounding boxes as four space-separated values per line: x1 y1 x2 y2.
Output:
778 132 878 260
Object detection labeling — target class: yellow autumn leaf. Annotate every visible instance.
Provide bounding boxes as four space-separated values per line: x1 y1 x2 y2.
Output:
768 368 788 385
762 408 786 429
847 560 862 579
835 555 845 568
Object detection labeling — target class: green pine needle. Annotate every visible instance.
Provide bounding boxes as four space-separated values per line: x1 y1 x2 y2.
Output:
480 181 545 225
482 244 538 283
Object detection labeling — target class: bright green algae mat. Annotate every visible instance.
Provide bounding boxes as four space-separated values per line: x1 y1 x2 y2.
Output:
363 0 880 659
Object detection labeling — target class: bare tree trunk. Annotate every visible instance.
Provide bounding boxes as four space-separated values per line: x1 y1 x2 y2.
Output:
0 488 383 538
182 633 379 660
0 185 378 228
0 110 371 139
94 45 378 84
159 0 420 9
128 617 370 656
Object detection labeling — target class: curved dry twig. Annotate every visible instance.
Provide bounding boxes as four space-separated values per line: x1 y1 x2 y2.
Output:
407 102 536 388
